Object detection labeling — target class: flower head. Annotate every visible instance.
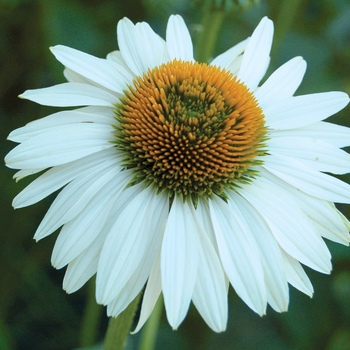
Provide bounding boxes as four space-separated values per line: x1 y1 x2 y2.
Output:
115 59 267 204
5 15 350 332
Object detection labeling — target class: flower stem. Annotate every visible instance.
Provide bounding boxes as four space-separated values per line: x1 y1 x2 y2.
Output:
104 294 141 350
195 8 225 63
79 277 103 347
139 295 163 350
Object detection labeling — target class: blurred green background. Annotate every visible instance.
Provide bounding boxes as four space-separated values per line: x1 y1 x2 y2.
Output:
1 0 350 349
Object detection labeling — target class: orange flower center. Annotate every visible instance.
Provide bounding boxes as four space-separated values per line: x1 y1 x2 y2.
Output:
114 59 267 203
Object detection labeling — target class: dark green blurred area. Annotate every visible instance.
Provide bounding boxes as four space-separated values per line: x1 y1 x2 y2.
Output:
1 0 350 349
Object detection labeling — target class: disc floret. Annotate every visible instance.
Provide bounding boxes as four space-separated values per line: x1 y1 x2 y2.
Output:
114 59 267 204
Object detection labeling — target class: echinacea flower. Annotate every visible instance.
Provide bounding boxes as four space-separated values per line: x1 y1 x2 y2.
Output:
5 15 350 332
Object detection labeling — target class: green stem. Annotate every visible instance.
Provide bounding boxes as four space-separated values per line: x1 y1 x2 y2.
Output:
79 277 104 347
139 295 163 350
104 294 141 350
195 9 225 63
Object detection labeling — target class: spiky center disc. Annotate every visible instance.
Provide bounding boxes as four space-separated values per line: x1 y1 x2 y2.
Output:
114 59 267 203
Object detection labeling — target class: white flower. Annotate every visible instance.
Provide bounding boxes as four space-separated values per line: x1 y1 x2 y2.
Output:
5 15 350 332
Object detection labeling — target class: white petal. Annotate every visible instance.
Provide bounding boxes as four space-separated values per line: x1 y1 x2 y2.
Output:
50 45 133 93
62 67 133 98
117 18 168 76
192 208 227 332
5 123 114 170
265 92 350 129
229 192 289 312
259 167 350 246
237 17 273 91
255 57 306 107
314 216 350 246
106 263 151 317
210 38 249 70
64 68 90 84
19 83 118 107
263 154 350 203
63 183 138 293
34 163 126 241
196 200 231 304
267 136 350 174
196 198 219 251
282 251 314 296
106 267 149 318
132 254 162 333
8 107 115 143
107 50 127 66
13 168 46 181
270 122 350 148
63 178 142 293
240 178 332 273
161 197 199 329
166 15 194 61
209 196 267 315
63 242 100 293
106 51 135 79
96 188 168 305
227 55 244 75
13 148 118 208
59 245 101 293
105 193 168 317
51 168 130 269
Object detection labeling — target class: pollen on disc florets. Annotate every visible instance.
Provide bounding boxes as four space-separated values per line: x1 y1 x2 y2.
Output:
114 59 267 204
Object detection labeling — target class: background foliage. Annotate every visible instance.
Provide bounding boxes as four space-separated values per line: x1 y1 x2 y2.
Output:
1 0 350 349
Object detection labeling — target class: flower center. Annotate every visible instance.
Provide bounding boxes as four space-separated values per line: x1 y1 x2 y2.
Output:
114 59 267 203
